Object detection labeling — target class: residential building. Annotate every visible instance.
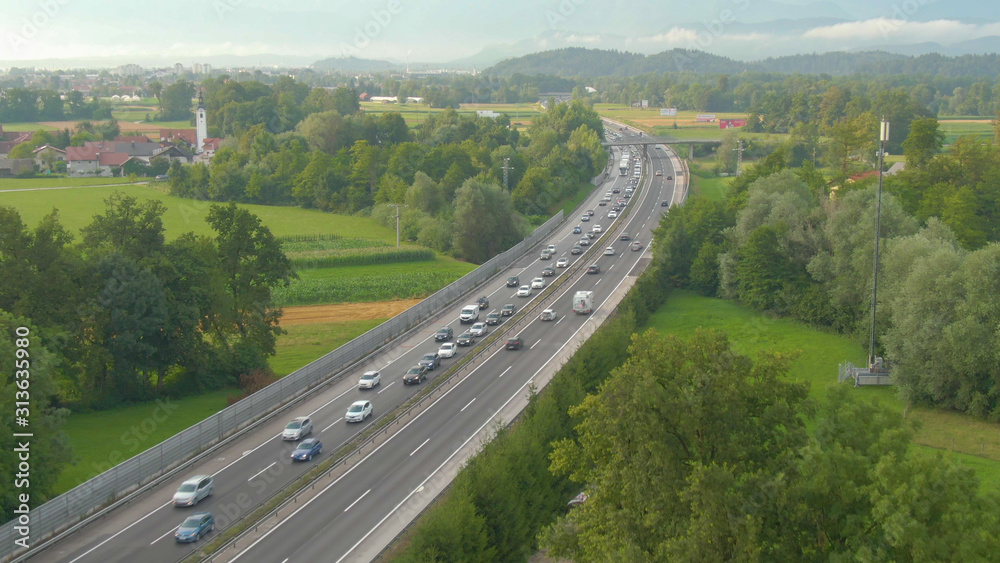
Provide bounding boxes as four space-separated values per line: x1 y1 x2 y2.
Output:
32 145 66 168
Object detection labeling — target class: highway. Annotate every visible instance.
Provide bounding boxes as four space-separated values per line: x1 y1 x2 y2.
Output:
34 132 681 563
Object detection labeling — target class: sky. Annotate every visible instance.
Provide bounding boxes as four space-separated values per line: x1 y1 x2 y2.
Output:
0 0 998 68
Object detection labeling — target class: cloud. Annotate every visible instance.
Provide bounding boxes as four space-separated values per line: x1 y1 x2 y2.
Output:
725 33 772 42
563 34 603 44
638 27 700 45
803 18 981 41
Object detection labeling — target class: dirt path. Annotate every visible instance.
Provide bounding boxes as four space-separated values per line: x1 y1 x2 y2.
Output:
280 299 422 326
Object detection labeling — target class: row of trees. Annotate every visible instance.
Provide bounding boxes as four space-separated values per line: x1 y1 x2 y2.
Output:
0 88 111 122
168 95 605 263
658 123 1000 418
0 195 293 408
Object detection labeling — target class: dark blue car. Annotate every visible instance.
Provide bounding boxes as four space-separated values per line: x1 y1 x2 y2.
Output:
290 438 322 461
175 512 214 543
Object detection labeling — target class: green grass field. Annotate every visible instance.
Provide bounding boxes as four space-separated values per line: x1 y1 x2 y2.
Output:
53 388 236 494
647 290 1000 490
270 318 386 376
0 177 139 191
278 256 476 305
938 120 992 145
0 183 399 242
687 161 732 201
359 102 542 126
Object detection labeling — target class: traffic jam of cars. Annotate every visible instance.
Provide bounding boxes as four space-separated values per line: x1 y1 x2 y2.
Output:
166 144 666 545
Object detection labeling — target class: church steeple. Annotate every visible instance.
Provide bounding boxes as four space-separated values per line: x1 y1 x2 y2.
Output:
195 90 207 154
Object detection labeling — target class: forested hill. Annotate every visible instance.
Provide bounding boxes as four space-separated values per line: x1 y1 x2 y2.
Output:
486 47 1000 78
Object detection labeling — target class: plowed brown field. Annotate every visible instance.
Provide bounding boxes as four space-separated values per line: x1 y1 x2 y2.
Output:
280 299 422 326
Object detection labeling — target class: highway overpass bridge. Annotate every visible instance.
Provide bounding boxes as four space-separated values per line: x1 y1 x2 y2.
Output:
602 134 722 159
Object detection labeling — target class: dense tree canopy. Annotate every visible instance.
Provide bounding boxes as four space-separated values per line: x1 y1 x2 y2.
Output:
541 329 1000 561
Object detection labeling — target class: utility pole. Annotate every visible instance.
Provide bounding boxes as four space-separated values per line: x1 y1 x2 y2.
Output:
502 157 512 190
388 204 407 247
733 139 744 176
869 118 890 369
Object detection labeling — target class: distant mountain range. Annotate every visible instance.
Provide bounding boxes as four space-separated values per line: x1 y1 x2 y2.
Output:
312 56 399 73
484 47 1000 78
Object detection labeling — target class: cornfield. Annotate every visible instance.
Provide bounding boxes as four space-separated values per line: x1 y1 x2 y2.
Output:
274 271 458 306
289 247 434 269
280 237 388 252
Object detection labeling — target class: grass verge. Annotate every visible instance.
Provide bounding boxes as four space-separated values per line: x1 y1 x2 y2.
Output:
647 289 1000 490
53 389 236 494
270 318 386 376
687 161 731 201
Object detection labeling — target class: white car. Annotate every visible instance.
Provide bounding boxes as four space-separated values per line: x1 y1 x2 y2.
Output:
282 416 313 440
438 342 457 358
556 257 569 268
608 211 618 218
539 309 558 321
345 400 372 423
605 246 616 255
531 277 545 289
592 225 602 233
547 244 556 254
470 322 488 337
581 215 590 222
358 370 381 389
517 285 532 297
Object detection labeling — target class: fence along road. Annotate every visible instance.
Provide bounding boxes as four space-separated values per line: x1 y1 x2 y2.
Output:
2 210 564 562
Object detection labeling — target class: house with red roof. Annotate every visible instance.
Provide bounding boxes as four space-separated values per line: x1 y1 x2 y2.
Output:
66 140 193 176
159 128 196 147
66 145 103 176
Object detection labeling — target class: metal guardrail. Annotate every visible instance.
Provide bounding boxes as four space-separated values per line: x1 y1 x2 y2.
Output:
1 210 565 562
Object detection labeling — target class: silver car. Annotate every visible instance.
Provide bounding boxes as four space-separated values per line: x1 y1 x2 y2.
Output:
172 475 213 507
470 322 488 337
358 370 381 389
282 416 313 441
